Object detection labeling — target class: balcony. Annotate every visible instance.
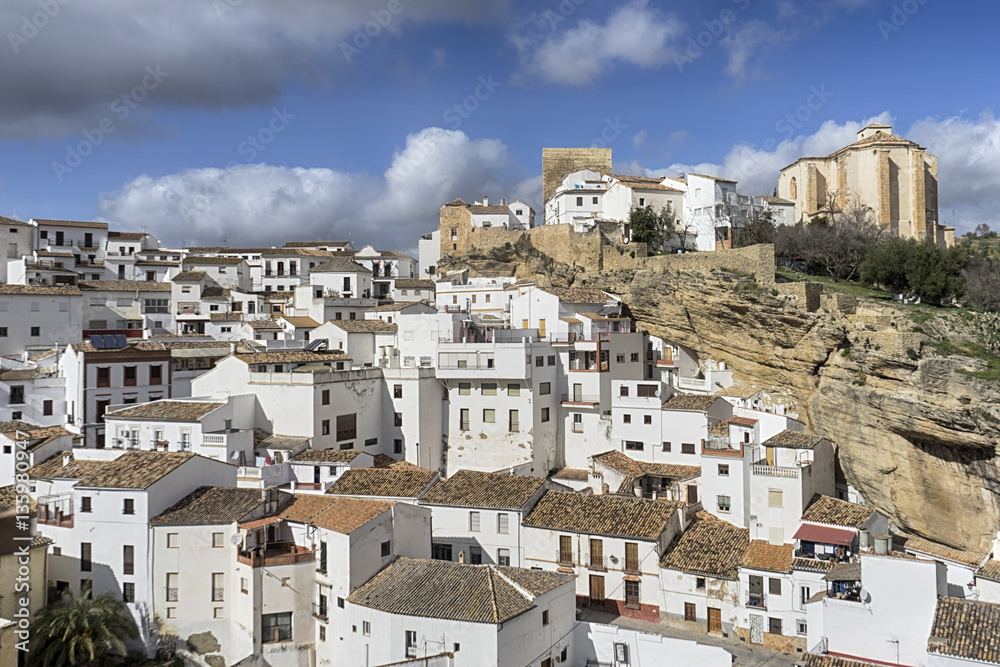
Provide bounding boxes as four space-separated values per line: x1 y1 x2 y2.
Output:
746 594 766 610
312 602 328 622
37 495 74 528
237 541 314 567
752 463 801 479
585 554 607 571
558 551 575 566
569 359 608 372
561 394 601 406
176 307 202 316
678 377 710 391
624 560 640 575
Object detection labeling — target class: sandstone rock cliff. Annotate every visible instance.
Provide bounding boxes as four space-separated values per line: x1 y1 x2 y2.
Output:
441 244 1000 552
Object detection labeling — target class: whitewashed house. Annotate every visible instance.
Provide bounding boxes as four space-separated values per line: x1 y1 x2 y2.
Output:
0 422 73 487
0 284 83 356
32 219 109 280
286 449 375 493
736 540 806 651
308 256 373 299
793 494 889 561
345 558 576 667
976 561 1000 603
1 353 66 425
326 467 439 505
418 469 547 567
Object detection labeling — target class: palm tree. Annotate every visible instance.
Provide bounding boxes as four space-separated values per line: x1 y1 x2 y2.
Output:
30 590 139 667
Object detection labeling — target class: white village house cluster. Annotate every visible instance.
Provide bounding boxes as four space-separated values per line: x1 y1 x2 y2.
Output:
1 136 997 667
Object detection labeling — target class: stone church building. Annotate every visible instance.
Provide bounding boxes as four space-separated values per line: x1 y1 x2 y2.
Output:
778 123 954 247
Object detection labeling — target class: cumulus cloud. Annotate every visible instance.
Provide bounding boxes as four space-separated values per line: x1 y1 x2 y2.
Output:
510 0 683 86
0 0 508 139
98 128 535 253
621 112 1000 234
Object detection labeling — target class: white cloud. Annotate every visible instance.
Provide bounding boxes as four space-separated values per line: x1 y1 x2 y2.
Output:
98 128 532 253
511 0 683 86
720 21 791 86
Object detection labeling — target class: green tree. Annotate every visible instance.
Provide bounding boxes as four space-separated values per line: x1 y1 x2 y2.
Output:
859 237 966 303
734 208 775 247
30 591 139 667
628 205 670 247
858 237 911 295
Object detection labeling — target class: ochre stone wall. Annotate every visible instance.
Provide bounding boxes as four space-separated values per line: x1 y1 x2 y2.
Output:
776 282 823 312
542 147 613 204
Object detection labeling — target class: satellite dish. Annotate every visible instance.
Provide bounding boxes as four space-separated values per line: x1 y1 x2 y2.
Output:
231 450 240 461
859 587 871 603
231 533 243 547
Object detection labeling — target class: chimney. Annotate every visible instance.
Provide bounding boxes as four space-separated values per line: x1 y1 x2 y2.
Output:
500 198 506 206
858 529 870 550
482 195 489 206
874 535 889 555
62 452 72 467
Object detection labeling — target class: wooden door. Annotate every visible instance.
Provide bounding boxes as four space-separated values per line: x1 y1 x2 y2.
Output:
539 319 546 337
708 607 722 633
684 602 696 622
687 484 698 505
589 575 605 603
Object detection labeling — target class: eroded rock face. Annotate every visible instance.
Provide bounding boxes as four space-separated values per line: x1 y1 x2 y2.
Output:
583 267 1000 552
446 237 1000 551
187 631 221 655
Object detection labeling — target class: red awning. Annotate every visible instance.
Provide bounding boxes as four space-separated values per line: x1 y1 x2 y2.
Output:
793 522 855 546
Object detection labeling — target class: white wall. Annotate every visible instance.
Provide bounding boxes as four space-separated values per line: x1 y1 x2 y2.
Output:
573 622 731 667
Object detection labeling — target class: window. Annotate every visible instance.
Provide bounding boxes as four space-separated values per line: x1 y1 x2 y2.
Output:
167 533 178 548
394 384 403 398
541 407 550 423
365 438 378 448
509 409 519 432
644 415 652 425
717 495 731 513
617 354 625 364
535 356 544 367
213 532 224 548
321 419 330 436
212 573 224 601
623 414 631 424
339 442 354 450
539 382 550 395
123 582 135 603
625 441 644 451
498 513 509 534
800 586 811 608
469 512 481 532
381 541 391 557
797 620 807 635
625 580 640 609
262 612 292 643
394 439 403 454
482 383 497 396
497 548 510 566
123 545 134 575
166 573 178 601
662 442 671 452
769 489 783 508
319 626 326 641
150 365 162 385
81 496 92 513
768 617 782 635
542 610 549 626
459 382 471 395
96 367 111 387
124 366 138 386
432 543 452 561
81 543 92 572
460 408 470 431
394 412 402 427
559 535 573 564
362 620 371 636
336 414 356 440
696 577 706 590
43 400 53 416
718 464 730 476
631 352 639 362
241 578 249 594
508 383 520 396
637 384 657 397
80 578 93 599
681 442 696 454
769 578 782 595
576 196 583 206
0 327 6 337
684 602 696 622
321 389 330 405
406 630 418 657
123 498 134 515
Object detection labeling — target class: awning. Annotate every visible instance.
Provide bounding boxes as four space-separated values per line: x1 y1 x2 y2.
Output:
793 522 856 546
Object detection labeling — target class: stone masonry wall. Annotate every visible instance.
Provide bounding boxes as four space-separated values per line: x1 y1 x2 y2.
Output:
542 147 613 203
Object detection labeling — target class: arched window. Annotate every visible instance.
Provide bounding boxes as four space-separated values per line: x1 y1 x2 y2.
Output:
789 177 797 200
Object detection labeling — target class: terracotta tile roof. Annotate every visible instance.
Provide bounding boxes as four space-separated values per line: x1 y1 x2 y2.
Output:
0 420 40 434
74 451 198 489
791 558 836 573
327 468 438 499
0 284 81 295
542 287 611 304
688 173 736 183
77 280 171 292
310 257 372 274
235 351 350 365
210 313 243 322
0 368 36 381
185 256 245 266
394 279 435 289
496 566 575 596
310 497 396 534
523 490 682 540
551 468 589 482
151 486 264 525
420 470 545 510
261 248 333 257
663 393 721 411
135 259 180 266
105 400 223 422
900 535 989 568
238 515 281 530
740 540 794 573
760 196 794 205
35 250 75 258
290 449 364 464
659 511 749 579
0 424 71 451
763 430 826 449
714 384 761 399
375 249 412 259
200 287 231 299
283 240 351 248
592 451 700 481
611 175 682 192
928 597 1000 664
728 416 758 427
0 484 35 512
0 215 32 227
372 454 424 470
801 495 873 528
172 271 205 282
709 421 729 436
27 454 105 481
978 560 1000 583
348 558 572 624
108 231 145 240
278 493 339 524
280 316 321 328
248 319 282 329
329 319 398 333
34 219 108 229
802 656 883 667
372 302 431 312
70 340 167 353
469 204 512 214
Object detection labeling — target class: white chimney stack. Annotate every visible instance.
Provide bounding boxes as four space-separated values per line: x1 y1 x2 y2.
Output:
482 195 489 206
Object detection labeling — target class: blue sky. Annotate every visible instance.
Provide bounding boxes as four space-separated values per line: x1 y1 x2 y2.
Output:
0 0 997 251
